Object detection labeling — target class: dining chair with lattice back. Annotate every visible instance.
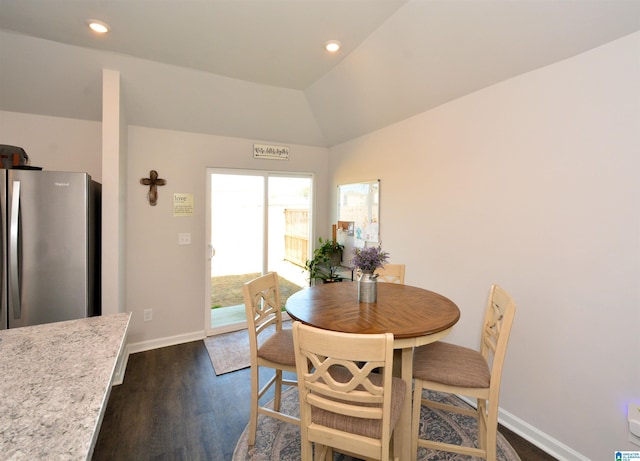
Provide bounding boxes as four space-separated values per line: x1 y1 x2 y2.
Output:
292 321 405 461
243 272 299 446
374 264 406 284
411 284 516 461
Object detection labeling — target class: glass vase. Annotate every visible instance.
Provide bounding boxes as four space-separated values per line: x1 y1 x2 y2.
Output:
358 271 377 303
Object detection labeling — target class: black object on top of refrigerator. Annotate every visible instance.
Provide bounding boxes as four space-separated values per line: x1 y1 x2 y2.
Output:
0 169 101 329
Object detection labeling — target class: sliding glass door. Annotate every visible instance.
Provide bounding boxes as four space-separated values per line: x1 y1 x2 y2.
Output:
205 169 312 335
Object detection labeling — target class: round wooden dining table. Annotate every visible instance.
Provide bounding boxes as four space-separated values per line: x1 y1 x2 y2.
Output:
285 281 461 460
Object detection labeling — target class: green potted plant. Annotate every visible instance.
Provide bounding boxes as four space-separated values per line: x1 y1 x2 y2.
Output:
304 237 345 285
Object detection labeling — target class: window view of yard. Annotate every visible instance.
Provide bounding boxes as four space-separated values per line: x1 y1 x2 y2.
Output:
210 272 304 310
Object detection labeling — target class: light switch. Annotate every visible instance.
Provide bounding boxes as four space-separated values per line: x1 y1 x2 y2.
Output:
178 233 191 245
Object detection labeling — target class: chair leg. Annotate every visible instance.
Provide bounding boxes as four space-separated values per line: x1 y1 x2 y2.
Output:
388 431 397 461
248 364 259 446
411 381 423 461
274 369 283 411
298 410 313 461
477 399 487 451
313 444 330 461
300 438 313 460
486 399 499 461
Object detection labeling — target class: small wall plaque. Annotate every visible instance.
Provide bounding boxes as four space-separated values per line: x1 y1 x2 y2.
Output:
253 144 289 160
173 193 194 217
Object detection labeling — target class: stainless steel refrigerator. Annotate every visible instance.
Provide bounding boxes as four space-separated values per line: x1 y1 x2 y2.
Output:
0 169 101 329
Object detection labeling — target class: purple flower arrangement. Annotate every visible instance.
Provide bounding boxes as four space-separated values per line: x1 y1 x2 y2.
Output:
351 245 389 273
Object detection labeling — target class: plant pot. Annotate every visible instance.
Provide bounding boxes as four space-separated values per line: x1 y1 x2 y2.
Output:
358 271 377 303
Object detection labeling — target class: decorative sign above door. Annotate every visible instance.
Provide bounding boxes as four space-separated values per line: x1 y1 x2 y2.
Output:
253 144 289 160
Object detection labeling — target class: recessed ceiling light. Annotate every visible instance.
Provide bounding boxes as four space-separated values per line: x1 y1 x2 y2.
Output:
325 40 341 53
88 19 110 34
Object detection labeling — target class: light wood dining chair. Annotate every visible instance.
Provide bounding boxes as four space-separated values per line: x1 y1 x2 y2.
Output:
375 264 405 284
411 284 516 461
292 321 405 461
243 272 299 446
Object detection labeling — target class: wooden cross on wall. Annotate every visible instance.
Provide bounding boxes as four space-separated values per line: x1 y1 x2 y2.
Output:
140 170 166 206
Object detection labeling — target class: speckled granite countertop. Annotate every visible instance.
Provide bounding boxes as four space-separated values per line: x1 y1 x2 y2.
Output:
0 313 131 460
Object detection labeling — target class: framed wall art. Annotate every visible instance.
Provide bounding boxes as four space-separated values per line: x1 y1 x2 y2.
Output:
337 179 380 244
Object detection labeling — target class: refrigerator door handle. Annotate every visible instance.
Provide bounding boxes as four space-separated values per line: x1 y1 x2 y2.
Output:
9 180 21 319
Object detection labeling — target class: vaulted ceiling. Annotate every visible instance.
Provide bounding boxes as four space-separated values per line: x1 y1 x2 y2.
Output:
1 0 639 147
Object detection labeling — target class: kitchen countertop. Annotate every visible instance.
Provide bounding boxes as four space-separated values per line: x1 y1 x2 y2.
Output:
0 313 131 460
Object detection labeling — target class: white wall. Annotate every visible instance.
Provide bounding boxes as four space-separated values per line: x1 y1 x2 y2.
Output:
125 126 330 346
0 111 102 180
329 32 640 460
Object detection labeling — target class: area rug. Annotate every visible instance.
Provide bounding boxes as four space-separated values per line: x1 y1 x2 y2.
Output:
204 322 292 375
204 329 251 375
232 388 521 461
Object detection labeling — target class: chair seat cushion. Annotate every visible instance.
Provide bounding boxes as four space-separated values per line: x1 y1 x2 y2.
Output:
311 367 406 440
413 341 490 388
257 328 296 366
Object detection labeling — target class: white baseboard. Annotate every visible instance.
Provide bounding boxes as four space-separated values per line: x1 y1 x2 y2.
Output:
127 330 206 354
458 396 590 461
112 330 206 385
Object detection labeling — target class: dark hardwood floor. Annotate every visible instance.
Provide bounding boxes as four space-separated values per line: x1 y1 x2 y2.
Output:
93 340 557 461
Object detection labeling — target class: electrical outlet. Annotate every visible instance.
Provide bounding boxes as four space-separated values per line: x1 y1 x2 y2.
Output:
178 233 191 245
144 309 152 322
